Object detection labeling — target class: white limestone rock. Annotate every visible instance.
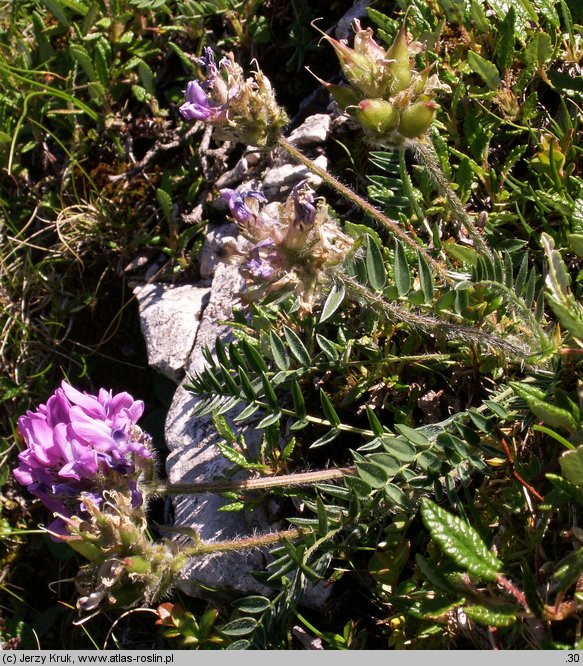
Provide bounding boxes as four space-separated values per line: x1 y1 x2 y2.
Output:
134 283 210 382
287 114 331 146
262 155 327 198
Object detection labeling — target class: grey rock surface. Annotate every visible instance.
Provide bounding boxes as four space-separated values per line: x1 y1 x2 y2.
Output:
287 114 331 146
262 155 326 197
198 223 238 280
164 262 281 599
134 283 210 382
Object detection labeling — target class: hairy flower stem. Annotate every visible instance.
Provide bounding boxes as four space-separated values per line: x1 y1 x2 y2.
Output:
496 574 530 614
333 270 530 357
183 528 304 556
406 139 493 260
277 136 451 283
144 466 355 497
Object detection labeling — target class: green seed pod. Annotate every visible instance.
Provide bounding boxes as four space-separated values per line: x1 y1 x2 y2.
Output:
398 101 438 138
356 99 399 135
123 556 151 575
386 25 412 95
327 83 363 110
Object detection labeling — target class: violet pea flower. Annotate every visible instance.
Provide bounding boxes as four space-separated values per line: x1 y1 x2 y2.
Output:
247 239 279 279
292 183 317 229
13 381 152 535
220 188 267 226
179 81 213 121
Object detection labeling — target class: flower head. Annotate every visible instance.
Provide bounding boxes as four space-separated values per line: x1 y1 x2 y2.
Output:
54 491 187 616
180 49 288 146
14 381 153 536
220 182 354 310
316 20 450 146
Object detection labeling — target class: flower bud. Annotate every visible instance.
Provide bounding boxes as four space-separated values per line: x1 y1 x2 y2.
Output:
326 83 362 110
123 556 151 575
398 101 438 138
386 25 412 95
356 99 399 137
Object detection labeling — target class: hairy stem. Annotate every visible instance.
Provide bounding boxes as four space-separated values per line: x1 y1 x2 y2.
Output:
496 574 530 614
333 270 530 357
277 136 450 282
145 466 355 496
406 139 493 259
183 528 303 556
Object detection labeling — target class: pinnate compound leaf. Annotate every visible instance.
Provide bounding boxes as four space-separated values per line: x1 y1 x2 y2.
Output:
420 498 502 581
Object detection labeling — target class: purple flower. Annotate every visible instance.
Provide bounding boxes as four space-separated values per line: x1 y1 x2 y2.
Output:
291 182 317 229
220 188 267 225
179 81 213 121
246 239 279 279
197 47 219 79
14 381 152 535
179 48 230 123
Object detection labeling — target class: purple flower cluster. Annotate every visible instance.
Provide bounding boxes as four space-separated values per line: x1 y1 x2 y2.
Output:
14 381 152 534
217 182 354 310
179 48 288 146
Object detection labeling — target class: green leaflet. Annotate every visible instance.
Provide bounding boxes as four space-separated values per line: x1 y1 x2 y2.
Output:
283 325 311 366
495 8 516 71
463 604 517 628
560 447 583 487
41 0 69 25
525 32 552 68
366 234 387 291
417 250 435 303
381 436 416 462
553 548 583 593
546 295 583 341
220 617 258 636
319 283 346 323
269 331 289 371
420 498 502 581
231 596 272 614
356 461 389 488
467 51 500 90
510 381 579 432
319 389 340 427
394 239 411 296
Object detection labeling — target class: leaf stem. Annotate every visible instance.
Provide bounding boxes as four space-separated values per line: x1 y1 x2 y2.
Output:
145 466 355 496
182 528 304 556
406 139 493 259
332 270 530 357
277 136 450 282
